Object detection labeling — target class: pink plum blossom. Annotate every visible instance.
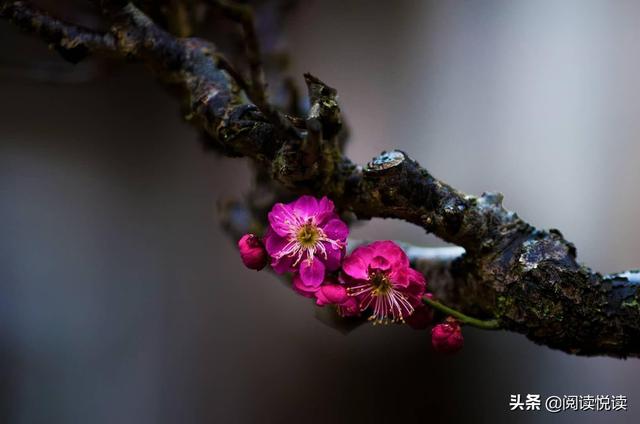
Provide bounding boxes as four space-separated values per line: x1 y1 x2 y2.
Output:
237 233 268 271
264 195 348 287
431 318 464 354
342 240 426 324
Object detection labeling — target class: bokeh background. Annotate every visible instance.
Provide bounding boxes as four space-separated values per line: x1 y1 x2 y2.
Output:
2 0 640 423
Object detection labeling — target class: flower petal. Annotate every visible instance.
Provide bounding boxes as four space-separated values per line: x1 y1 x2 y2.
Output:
406 267 426 285
405 278 427 300
369 240 409 267
292 195 319 220
319 284 349 304
315 197 337 224
323 242 343 271
299 259 325 287
263 229 289 256
369 255 391 272
267 203 296 237
354 245 377 263
292 274 320 298
271 254 294 274
342 252 369 280
322 218 349 241
390 268 410 288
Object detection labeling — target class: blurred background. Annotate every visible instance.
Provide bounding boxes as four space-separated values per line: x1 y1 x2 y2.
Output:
2 0 640 422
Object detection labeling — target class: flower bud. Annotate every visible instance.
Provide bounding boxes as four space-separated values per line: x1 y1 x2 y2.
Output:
431 317 464 354
315 284 349 306
238 233 267 271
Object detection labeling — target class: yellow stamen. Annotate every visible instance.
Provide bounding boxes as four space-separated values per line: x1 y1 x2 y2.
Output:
296 223 319 249
369 271 392 296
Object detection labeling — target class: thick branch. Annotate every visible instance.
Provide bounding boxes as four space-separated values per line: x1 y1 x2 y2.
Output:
3 0 640 358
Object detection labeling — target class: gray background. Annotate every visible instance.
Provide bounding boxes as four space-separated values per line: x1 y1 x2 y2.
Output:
2 0 640 423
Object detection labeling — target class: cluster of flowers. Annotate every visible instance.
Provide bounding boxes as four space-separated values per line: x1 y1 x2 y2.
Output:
237 195 463 353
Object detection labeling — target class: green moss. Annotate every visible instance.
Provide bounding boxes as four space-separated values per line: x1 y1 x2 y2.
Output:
622 298 639 309
496 295 514 317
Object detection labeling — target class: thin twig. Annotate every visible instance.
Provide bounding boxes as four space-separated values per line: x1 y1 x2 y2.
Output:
423 296 500 330
211 0 302 139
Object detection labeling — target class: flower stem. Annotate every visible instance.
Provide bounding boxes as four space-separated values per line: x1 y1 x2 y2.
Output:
422 296 500 330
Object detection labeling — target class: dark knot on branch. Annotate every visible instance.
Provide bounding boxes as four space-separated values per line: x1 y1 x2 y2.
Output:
365 150 407 174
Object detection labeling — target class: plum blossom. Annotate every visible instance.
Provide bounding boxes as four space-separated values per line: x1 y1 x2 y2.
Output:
264 196 348 287
431 317 464 354
237 233 268 271
342 240 426 324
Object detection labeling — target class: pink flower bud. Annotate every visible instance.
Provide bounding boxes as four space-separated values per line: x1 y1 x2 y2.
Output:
431 318 464 354
315 284 349 306
238 233 267 271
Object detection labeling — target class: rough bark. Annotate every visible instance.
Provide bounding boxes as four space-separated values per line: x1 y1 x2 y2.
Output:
2 0 640 358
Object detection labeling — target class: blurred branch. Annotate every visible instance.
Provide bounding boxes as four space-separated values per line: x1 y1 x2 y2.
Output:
211 0 301 140
0 1 117 63
3 0 640 358
166 0 193 37
212 0 265 104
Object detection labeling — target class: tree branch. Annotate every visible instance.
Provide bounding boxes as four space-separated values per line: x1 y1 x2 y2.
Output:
3 0 640 358
0 1 117 63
